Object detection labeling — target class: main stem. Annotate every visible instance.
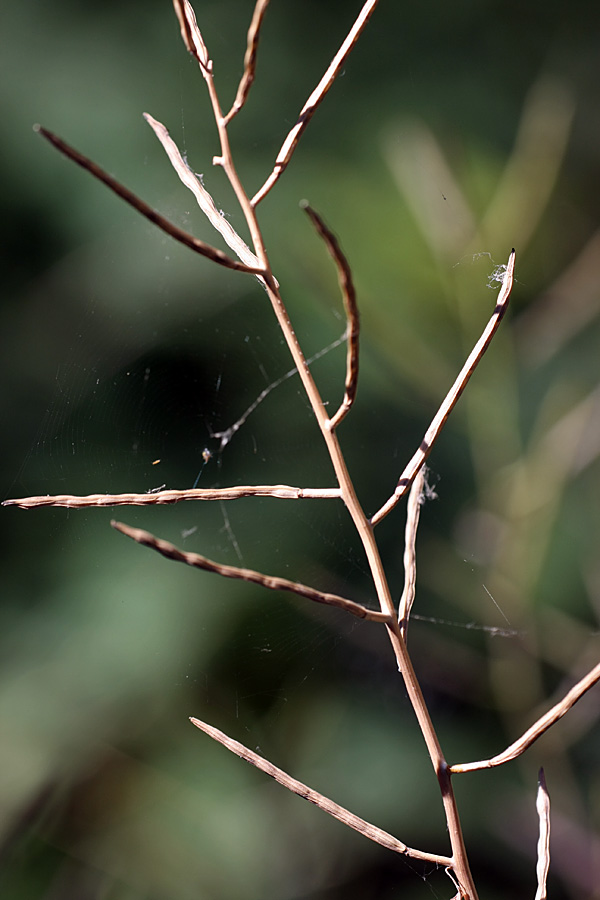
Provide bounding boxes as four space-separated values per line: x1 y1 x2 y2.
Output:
263 277 477 900
203 61 478 900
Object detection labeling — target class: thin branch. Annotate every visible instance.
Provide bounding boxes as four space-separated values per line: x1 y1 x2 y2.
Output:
250 0 380 207
111 520 390 623
2 485 342 510
398 466 425 639
302 202 359 430
172 0 210 71
144 113 261 270
170 0 272 279
450 660 600 773
189 716 452 866
371 249 515 527
223 0 271 125
535 769 550 900
34 126 262 275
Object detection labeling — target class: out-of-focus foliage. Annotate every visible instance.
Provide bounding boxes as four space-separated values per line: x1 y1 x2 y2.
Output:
1 1 599 898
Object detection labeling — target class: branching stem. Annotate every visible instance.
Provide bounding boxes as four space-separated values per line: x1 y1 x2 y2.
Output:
250 0 380 206
112 520 391 623
189 716 452 867
371 250 515 526
33 126 262 275
451 661 600 774
7 6 538 899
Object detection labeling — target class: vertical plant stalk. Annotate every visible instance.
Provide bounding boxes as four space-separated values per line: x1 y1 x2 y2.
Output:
33 126 263 275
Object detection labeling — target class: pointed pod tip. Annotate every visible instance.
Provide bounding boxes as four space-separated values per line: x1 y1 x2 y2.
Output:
34 124 54 142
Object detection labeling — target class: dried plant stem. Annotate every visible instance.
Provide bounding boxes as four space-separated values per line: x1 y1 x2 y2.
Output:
535 769 550 900
371 249 515 527
2 485 341 510
11 6 527 897
176 0 268 265
398 466 425 638
169 11 481 885
250 0 380 206
177 4 397 624
189 716 452 867
223 0 271 125
246 329 478 891
134 6 478 882
172 0 210 68
144 113 261 269
111 520 390 623
302 202 359 429
450 661 600 773
33 126 263 275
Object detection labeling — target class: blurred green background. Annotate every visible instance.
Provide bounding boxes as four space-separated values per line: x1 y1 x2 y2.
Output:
2 1 600 898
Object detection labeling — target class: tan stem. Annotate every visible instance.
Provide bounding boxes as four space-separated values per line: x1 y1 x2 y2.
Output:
111 520 390 623
2 485 341 510
189 716 452 866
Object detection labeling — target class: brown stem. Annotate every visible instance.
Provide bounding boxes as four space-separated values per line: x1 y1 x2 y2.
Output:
144 113 261 270
181 13 479 880
22 6 508 895
398 466 426 639
371 249 515 526
189 716 452 867
223 0 271 125
112 520 390 623
250 0 380 206
34 126 262 275
2 485 341 510
450 661 600 774
302 202 359 429
172 0 210 69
